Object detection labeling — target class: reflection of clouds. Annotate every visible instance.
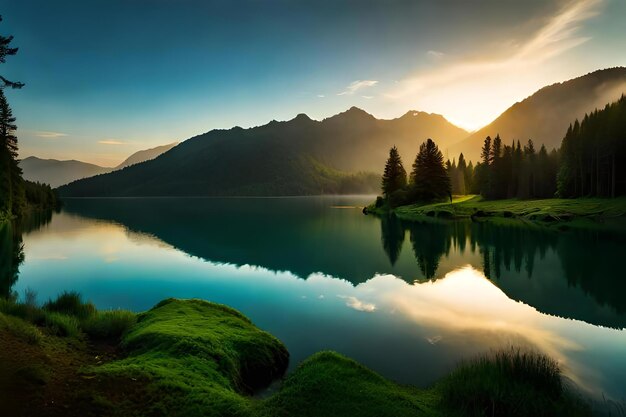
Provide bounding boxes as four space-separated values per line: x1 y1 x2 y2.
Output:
426 335 442 345
338 295 376 312
356 267 607 396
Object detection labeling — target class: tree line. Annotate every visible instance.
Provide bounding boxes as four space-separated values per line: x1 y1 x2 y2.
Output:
557 95 626 197
0 16 59 220
379 94 626 206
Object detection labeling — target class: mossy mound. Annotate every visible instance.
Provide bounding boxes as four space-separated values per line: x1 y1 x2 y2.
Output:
257 351 441 417
93 298 289 417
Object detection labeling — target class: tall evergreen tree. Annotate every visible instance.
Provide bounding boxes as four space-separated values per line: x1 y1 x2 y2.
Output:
0 17 24 217
381 146 407 203
410 138 451 201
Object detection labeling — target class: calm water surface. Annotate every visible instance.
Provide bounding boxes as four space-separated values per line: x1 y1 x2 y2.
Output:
2 196 625 402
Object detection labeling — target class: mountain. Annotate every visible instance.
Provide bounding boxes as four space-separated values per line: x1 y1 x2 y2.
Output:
115 142 178 169
449 67 626 162
58 108 467 197
19 157 112 188
21 143 179 188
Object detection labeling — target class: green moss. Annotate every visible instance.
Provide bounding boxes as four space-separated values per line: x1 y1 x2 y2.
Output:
258 351 442 417
93 298 289 417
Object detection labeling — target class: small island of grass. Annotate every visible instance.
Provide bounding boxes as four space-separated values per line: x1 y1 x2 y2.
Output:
0 292 592 417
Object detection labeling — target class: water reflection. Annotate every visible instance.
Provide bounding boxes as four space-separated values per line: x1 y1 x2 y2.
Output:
0 211 52 297
379 216 626 329
1 198 625 402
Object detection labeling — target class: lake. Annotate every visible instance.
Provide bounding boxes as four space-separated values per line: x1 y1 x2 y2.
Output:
2 196 625 402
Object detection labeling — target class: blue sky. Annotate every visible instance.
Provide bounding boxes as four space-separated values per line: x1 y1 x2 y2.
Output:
2 0 626 166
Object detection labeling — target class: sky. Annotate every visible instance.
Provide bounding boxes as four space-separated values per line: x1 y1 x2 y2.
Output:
1 0 626 166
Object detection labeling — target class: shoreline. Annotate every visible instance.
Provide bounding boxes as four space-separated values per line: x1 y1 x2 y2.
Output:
0 295 593 417
366 195 626 233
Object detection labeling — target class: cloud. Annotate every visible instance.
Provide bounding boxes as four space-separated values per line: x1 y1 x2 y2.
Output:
338 80 378 96
317 94 325 98
35 131 67 139
387 0 603 130
338 295 376 312
98 140 128 145
427 50 444 58
362 95 374 99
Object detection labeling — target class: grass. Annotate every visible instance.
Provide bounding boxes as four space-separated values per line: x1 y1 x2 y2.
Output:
81 309 136 340
377 195 626 232
257 351 441 417
43 290 96 319
0 312 43 344
438 347 590 417
0 295 594 417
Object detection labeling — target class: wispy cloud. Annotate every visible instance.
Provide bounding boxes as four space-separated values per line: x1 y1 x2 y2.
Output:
427 50 444 59
317 94 325 98
338 79 378 96
35 131 67 139
362 95 374 99
98 139 128 145
387 0 603 130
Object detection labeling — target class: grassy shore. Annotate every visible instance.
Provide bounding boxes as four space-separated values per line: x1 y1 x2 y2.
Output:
368 195 626 232
0 293 591 417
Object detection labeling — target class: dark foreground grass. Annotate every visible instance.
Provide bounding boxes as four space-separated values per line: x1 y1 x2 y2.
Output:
0 295 593 417
439 348 591 417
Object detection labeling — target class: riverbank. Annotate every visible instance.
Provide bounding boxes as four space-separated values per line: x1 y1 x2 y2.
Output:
368 195 626 232
0 293 591 417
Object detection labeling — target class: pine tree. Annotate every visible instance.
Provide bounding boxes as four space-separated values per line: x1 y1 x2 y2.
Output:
410 138 451 201
381 146 407 201
0 16 25 217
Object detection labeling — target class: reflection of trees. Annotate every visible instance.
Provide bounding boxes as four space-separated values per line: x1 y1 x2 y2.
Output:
379 213 405 265
0 222 23 298
0 212 53 298
558 233 626 314
470 224 557 280
408 221 451 280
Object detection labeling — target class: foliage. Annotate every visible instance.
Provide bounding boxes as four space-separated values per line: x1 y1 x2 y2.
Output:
558 95 626 197
439 348 590 417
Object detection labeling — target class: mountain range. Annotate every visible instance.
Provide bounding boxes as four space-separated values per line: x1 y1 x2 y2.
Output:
21 143 178 188
58 67 626 197
58 109 467 196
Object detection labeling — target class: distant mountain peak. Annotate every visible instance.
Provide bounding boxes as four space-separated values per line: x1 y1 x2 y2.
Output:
291 113 313 122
